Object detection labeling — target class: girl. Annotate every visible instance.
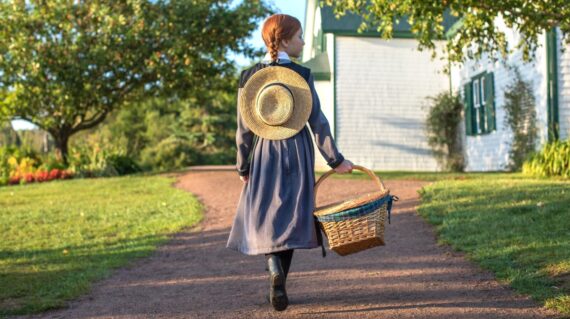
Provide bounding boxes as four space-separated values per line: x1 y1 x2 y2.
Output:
226 13 353 311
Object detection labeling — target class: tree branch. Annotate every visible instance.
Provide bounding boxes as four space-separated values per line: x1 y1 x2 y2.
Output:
71 110 109 134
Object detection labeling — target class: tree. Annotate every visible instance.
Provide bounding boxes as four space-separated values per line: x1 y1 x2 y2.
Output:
93 81 238 172
322 0 570 66
0 0 270 164
424 91 465 172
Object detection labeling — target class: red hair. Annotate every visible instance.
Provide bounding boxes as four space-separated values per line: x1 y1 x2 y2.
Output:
261 14 302 62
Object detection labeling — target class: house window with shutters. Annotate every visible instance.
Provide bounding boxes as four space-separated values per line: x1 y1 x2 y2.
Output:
463 72 496 136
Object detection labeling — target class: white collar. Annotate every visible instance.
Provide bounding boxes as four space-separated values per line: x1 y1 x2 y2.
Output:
262 51 291 63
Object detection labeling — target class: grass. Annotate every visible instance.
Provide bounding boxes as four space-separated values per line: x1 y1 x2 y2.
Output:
416 176 570 315
316 170 539 182
0 174 203 316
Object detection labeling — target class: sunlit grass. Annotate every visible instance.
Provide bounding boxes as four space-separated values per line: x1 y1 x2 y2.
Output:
316 170 542 182
417 177 570 315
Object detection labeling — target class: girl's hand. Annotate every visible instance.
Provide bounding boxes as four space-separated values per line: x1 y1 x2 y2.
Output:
240 175 249 183
334 159 354 174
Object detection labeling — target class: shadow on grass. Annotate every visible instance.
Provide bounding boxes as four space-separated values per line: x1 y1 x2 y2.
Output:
7 208 556 318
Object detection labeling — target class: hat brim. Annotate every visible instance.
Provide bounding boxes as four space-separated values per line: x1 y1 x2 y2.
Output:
239 67 312 140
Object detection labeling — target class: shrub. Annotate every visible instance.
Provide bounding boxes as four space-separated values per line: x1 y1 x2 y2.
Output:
522 139 570 178
503 66 538 171
106 154 142 175
424 91 465 172
139 136 200 172
67 132 141 178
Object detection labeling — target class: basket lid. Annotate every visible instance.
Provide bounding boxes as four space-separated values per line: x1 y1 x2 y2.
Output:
314 189 390 217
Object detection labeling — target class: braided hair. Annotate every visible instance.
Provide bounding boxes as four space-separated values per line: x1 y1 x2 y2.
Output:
261 14 302 63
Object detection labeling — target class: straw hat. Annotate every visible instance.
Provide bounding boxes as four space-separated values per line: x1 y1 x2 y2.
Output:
239 66 313 140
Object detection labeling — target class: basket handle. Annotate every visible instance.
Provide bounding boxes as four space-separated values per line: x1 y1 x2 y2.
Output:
314 165 386 207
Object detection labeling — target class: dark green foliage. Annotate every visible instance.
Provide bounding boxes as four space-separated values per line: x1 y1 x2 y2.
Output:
503 66 538 171
424 91 465 172
139 135 201 172
85 85 238 172
105 154 142 175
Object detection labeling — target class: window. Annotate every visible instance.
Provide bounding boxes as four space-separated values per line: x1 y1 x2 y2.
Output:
463 72 496 136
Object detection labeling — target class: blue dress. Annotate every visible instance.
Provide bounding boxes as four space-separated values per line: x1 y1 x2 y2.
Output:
226 60 345 255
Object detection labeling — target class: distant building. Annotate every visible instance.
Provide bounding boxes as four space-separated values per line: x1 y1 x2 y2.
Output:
304 2 568 172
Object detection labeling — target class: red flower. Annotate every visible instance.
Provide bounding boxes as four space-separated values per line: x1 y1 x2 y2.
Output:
24 173 35 183
48 169 62 180
8 175 21 185
35 170 50 182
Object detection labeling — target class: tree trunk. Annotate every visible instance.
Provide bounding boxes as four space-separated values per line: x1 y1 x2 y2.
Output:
53 133 70 166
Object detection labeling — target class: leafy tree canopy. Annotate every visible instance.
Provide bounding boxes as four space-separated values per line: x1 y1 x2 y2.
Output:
0 0 271 163
322 0 570 65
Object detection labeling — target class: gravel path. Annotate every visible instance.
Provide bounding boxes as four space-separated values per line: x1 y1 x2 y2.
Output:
19 168 560 319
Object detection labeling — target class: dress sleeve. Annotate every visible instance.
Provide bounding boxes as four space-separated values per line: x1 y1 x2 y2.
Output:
307 73 345 169
235 76 255 176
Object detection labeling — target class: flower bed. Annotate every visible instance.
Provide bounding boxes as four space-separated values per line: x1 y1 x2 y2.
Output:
8 168 74 185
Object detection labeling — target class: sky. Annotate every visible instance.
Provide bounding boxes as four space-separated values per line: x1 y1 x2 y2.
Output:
11 0 306 131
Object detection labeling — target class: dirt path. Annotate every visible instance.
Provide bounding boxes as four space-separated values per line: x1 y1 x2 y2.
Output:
20 168 559 319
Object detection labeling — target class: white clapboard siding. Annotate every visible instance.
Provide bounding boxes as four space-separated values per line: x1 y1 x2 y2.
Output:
455 16 549 172
311 79 335 171
311 34 337 171
558 29 570 140
335 36 449 171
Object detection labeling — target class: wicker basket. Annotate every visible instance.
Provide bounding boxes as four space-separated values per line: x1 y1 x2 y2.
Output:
313 165 399 256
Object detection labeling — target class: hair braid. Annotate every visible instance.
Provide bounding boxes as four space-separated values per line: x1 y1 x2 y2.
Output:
269 30 280 62
261 14 301 63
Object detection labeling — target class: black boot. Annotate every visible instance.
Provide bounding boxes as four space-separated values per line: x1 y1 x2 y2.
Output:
266 254 288 311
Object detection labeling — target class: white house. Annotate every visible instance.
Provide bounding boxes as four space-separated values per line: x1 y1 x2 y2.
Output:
449 18 569 171
304 2 569 172
303 1 459 171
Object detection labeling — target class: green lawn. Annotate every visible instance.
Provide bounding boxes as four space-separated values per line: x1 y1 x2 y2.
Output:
0 174 202 316
416 176 570 315
315 170 536 182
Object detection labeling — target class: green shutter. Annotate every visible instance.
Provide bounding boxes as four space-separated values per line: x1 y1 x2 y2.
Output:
463 83 474 136
484 72 496 132
477 77 486 134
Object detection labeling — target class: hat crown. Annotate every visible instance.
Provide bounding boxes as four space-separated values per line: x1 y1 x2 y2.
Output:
255 83 294 126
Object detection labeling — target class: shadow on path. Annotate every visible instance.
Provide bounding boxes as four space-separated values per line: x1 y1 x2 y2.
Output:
18 170 560 319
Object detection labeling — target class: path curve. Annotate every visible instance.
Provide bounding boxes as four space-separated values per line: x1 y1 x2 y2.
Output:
20 169 559 319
